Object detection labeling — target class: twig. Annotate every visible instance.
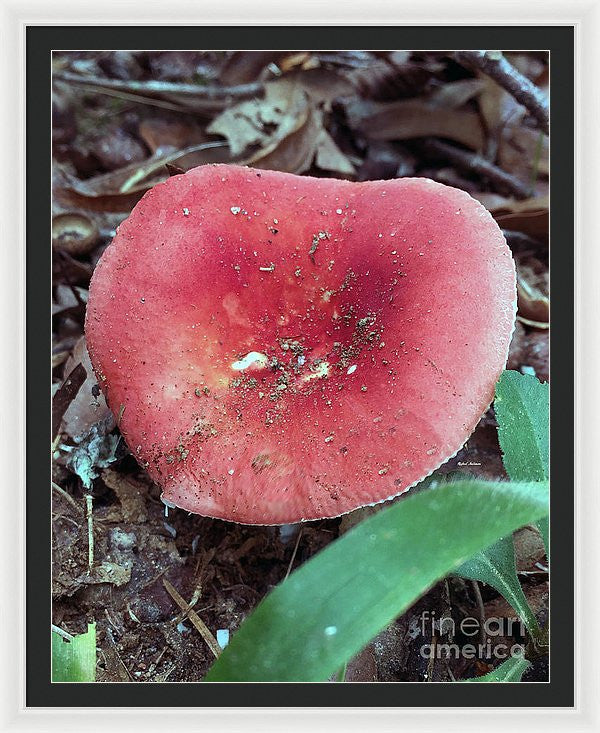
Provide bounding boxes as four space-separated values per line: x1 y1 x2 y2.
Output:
54 71 263 100
284 527 303 581
162 578 221 658
51 481 83 517
422 138 531 199
455 51 549 135
85 493 94 571
56 81 192 112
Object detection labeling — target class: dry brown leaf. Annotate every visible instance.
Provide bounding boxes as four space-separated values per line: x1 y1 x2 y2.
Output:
220 51 289 84
244 104 322 174
314 130 356 176
346 58 435 101
285 68 355 108
481 195 548 243
53 162 157 213
347 99 485 151
516 257 549 324
495 210 548 244
207 79 308 157
138 118 208 154
428 78 485 109
53 140 230 212
477 73 525 136
61 336 114 439
498 125 548 181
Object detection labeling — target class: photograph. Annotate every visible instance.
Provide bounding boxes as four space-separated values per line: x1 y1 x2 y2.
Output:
49 46 552 687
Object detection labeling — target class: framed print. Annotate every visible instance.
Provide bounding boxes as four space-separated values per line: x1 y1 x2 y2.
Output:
3 6 595 730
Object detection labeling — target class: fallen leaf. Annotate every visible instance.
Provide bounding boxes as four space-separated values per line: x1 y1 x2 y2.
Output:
516 257 549 324
314 130 356 175
483 196 548 244
345 98 485 151
220 52 289 84
285 67 355 108
89 126 148 172
207 79 308 157
53 140 230 212
138 117 208 154
428 78 485 109
346 58 435 101
61 336 114 440
477 74 525 136
498 126 548 182
53 363 87 439
243 103 322 174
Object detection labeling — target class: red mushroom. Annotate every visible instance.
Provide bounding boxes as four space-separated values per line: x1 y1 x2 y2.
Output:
85 164 516 524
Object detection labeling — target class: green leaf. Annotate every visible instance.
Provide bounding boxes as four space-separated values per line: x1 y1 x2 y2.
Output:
495 370 550 558
494 370 549 482
206 479 548 681
464 653 530 682
454 536 541 639
52 623 96 682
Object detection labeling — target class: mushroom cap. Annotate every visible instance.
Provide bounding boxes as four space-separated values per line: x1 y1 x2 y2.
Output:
85 164 516 524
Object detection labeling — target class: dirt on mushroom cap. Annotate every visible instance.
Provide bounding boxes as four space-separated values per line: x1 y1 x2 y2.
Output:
85 164 516 524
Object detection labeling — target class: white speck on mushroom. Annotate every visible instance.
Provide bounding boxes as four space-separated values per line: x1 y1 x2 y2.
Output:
228 469 235 475
335 208 343 214
259 263 276 272
231 352 269 371
230 206 241 215
324 435 334 443
298 355 306 366
183 207 190 216
347 364 357 375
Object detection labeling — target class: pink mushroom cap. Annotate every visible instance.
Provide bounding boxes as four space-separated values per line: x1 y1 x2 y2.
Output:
85 164 516 524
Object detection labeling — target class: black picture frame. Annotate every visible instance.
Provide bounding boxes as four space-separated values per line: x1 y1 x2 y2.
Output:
32 24 574 708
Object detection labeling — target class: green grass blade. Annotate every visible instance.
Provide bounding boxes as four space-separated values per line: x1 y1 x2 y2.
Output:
206 479 548 681
464 653 530 682
52 623 96 682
